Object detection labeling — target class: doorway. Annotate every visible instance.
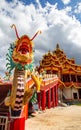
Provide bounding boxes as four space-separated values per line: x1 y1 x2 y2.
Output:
73 93 78 99
78 89 81 99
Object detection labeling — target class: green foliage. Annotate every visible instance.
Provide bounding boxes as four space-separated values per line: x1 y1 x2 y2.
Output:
30 90 37 103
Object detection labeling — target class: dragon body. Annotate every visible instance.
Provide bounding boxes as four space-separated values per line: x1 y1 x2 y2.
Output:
5 24 42 116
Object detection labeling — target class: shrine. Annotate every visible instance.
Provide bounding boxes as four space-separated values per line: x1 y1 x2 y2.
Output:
36 43 81 103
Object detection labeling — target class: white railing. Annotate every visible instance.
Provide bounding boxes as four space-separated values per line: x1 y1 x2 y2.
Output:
0 116 8 130
43 74 58 79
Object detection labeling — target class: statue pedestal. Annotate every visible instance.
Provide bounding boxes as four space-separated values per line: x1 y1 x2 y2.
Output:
10 116 25 130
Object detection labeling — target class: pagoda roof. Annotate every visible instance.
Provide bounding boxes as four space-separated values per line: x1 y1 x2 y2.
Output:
37 43 81 74
61 60 81 73
62 67 81 74
58 79 81 88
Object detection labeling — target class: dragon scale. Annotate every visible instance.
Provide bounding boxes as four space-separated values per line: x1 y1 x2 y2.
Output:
12 68 25 111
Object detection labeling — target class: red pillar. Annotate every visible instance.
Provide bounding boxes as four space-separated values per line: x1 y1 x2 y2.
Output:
54 86 56 106
53 87 56 107
55 84 58 106
47 89 51 109
51 87 55 107
56 84 58 106
41 90 46 110
55 85 56 106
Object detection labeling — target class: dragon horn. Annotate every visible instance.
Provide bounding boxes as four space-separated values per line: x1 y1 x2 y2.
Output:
11 24 20 39
30 30 42 41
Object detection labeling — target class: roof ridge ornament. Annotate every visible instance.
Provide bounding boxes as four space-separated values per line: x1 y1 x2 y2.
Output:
56 43 60 50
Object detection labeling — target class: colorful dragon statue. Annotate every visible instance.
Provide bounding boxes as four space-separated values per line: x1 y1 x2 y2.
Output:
5 24 42 116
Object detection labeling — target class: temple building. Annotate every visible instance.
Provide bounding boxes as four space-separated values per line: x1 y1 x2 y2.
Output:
36 44 81 103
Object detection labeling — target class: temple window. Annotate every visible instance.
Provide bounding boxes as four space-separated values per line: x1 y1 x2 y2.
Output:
71 75 76 82
62 74 70 82
77 76 81 83
78 89 81 99
47 70 51 74
73 93 78 99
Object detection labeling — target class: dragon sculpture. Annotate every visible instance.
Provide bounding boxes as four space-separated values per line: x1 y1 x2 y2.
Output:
5 24 42 116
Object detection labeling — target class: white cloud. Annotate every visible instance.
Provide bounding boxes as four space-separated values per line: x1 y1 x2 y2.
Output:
0 0 81 77
61 0 71 5
74 2 81 14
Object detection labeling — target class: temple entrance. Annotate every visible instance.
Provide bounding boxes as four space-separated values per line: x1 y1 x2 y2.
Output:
73 93 78 99
78 89 81 99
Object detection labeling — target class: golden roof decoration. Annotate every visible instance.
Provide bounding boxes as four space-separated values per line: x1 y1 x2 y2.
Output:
37 44 81 74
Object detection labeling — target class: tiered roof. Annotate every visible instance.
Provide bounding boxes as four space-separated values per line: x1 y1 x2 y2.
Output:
37 43 81 75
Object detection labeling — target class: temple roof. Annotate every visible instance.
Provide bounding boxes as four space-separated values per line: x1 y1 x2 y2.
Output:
37 43 81 74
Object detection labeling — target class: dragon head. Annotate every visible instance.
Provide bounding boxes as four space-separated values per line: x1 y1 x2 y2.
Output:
11 24 41 66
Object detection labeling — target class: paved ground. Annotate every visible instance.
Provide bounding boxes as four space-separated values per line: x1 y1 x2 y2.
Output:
25 105 81 130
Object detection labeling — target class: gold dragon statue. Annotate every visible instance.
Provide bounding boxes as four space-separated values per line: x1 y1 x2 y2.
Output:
5 24 42 116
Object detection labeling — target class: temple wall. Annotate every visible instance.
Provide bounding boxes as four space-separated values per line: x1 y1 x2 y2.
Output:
71 87 79 99
63 88 72 99
63 87 79 100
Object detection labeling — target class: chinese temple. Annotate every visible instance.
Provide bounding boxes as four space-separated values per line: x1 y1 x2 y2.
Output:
36 43 81 102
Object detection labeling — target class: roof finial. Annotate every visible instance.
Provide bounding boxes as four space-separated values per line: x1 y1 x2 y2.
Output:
56 43 60 50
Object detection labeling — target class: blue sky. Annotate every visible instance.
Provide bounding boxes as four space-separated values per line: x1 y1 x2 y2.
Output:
0 0 81 77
